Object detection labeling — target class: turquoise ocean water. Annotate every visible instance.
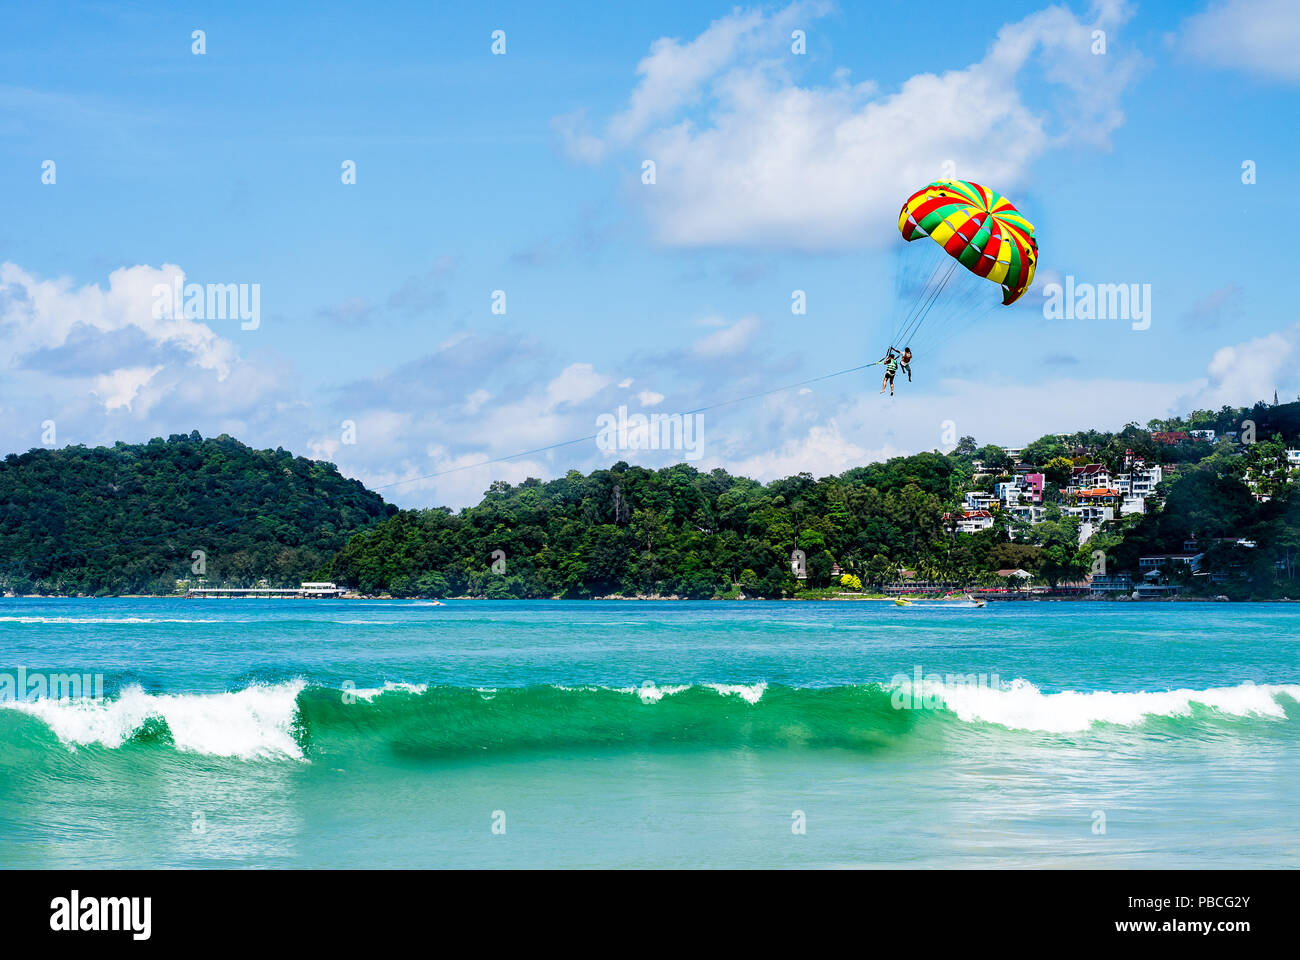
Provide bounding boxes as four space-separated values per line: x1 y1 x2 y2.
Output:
0 597 1296 869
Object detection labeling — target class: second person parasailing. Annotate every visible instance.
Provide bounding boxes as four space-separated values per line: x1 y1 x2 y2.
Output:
879 178 1039 396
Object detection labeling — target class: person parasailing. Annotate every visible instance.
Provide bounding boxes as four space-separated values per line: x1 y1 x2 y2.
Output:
878 349 899 396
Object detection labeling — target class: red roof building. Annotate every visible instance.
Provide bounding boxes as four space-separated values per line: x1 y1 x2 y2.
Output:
1071 463 1109 480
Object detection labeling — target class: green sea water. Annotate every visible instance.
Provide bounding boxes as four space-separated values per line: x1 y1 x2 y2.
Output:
0 598 1296 868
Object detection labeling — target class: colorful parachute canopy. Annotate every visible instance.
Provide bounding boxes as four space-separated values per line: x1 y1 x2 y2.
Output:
897 180 1038 305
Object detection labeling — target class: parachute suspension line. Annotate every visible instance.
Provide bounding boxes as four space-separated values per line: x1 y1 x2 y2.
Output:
892 246 950 347
909 277 1001 356
908 275 982 354
910 261 956 334
894 258 957 348
917 267 978 343
893 260 941 346
910 295 998 357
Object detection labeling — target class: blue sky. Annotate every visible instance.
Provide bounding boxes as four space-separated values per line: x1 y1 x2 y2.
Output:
2 0 1298 506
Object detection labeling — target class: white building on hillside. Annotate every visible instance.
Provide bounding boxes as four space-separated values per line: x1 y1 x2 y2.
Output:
944 509 995 534
1063 504 1114 522
1004 504 1046 526
1114 464 1162 498
1069 464 1112 492
1120 496 1146 515
963 491 998 513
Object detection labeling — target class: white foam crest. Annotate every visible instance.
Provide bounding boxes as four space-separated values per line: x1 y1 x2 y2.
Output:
626 683 691 704
350 681 429 701
926 679 1300 733
705 682 767 704
3 681 306 759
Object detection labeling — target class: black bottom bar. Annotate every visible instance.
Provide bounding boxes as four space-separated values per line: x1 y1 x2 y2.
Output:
0 869 1284 945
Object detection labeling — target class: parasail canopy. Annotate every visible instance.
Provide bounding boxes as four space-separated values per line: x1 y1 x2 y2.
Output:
898 179 1038 305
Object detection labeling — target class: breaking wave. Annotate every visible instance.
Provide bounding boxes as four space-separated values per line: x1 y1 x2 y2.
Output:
2 679 1296 762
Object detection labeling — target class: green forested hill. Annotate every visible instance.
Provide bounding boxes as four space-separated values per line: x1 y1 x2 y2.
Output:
3 402 1297 598
0 432 394 595
319 404 1300 600
319 456 1000 599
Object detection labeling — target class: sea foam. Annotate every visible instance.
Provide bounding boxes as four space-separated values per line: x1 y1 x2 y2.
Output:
924 678 1300 733
2 680 306 759
0 616 234 624
351 681 429 701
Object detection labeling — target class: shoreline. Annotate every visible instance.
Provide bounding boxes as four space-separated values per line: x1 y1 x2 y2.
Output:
1 593 1288 602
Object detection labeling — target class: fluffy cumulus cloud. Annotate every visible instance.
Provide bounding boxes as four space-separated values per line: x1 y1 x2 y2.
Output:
300 335 625 507
716 419 880 480
5 266 1273 514
664 368 1193 486
544 362 614 410
559 1 1140 249
1176 0 1300 83
91 365 163 413
691 314 761 357
1183 324 1300 409
275 291 1212 508
0 261 300 453
0 262 238 379
0 257 1222 510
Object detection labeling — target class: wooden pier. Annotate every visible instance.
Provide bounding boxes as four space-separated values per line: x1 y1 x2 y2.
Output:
185 581 346 598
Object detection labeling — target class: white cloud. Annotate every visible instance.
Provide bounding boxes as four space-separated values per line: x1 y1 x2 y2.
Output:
543 362 613 410
308 437 340 461
561 1 1139 249
558 3 824 162
891 375 1188 445
690 372 1188 484
91 365 162 412
606 6 779 146
0 261 239 377
1183 324 1300 409
345 447 549 512
1176 0 1300 83
692 314 761 357
0 261 299 458
716 419 879 480
16 265 1271 517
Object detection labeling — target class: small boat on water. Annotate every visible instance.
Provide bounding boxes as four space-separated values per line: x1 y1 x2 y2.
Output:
892 595 984 608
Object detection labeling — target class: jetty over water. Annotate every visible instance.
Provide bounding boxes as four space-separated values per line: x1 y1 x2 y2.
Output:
185 581 347 598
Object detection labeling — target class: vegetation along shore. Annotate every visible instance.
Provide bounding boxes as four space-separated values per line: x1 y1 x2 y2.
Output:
2 400 1298 601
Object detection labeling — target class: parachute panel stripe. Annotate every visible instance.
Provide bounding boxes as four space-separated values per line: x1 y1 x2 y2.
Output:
972 225 999 277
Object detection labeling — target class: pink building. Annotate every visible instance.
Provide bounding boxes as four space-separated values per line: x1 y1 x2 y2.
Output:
1023 473 1044 502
